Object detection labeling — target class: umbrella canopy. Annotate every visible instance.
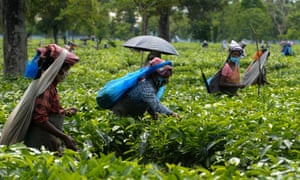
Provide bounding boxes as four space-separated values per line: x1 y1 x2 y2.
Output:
123 35 179 56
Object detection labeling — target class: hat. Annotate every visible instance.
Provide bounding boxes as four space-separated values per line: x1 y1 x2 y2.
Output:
148 57 173 78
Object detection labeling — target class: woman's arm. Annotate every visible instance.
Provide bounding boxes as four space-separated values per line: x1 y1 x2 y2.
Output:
33 121 77 151
219 76 245 88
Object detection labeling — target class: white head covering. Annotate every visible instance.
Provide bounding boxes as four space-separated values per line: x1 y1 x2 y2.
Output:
287 41 293 46
229 40 243 53
239 40 247 47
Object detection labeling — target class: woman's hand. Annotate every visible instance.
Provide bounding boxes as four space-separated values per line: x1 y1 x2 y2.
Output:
171 112 180 119
151 112 159 120
36 121 78 151
62 135 77 151
64 108 77 116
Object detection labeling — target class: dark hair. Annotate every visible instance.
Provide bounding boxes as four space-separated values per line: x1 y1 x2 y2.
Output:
34 50 55 79
144 51 161 66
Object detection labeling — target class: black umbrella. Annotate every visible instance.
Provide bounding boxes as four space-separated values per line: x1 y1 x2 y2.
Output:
123 35 179 56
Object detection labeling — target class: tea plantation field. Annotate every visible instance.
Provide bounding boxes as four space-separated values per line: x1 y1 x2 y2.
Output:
0 39 300 179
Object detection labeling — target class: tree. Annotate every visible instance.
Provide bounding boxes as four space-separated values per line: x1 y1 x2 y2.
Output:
0 1 2 33
109 0 139 39
2 0 27 77
237 0 273 41
264 0 295 39
285 1 300 39
169 9 190 40
238 8 273 41
157 0 179 41
133 0 159 35
59 0 110 45
26 0 69 44
241 0 264 9
179 0 227 41
110 0 176 41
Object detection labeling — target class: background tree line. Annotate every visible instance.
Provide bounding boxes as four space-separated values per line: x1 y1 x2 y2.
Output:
1 0 300 76
2 0 300 42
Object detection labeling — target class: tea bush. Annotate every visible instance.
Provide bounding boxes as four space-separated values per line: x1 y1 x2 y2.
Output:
0 40 300 179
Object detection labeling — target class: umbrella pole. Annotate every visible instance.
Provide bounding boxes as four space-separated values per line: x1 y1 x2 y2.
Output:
140 51 144 67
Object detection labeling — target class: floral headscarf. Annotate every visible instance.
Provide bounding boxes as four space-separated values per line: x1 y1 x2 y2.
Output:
148 57 173 78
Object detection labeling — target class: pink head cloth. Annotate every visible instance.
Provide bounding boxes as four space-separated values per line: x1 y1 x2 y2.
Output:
37 44 79 66
148 57 173 78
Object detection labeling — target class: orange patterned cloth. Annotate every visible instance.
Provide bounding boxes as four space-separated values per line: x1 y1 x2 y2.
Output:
253 50 264 61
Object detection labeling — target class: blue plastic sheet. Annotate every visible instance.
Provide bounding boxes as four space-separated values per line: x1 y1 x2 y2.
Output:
96 61 172 109
24 52 39 79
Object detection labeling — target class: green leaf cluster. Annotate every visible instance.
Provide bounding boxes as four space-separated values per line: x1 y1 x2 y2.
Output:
0 40 300 179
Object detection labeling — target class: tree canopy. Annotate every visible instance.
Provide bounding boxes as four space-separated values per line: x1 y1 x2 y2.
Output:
2 0 300 43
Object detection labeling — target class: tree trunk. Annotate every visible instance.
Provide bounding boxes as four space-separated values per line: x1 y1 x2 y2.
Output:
2 0 27 77
158 7 170 42
53 25 59 44
141 13 148 35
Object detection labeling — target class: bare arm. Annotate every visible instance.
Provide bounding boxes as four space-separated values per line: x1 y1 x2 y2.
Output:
33 121 77 151
219 76 245 88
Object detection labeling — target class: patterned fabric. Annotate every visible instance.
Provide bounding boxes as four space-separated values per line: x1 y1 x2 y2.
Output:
253 50 264 61
37 44 79 66
221 63 240 83
148 57 173 78
32 80 64 123
220 63 240 95
111 79 172 117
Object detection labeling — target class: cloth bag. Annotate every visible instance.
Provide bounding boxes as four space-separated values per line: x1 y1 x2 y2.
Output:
242 50 269 86
207 70 222 94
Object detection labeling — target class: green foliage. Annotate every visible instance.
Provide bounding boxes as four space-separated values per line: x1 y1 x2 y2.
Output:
220 3 273 41
1 40 300 178
170 11 191 40
26 0 69 34
23 0 300 42
238 8 273 40
286 11 300 39
241 0 265 10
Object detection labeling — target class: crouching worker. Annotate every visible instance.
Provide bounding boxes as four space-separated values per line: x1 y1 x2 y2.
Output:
219 42 245 96
111 58 179 120
0 44 79 154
